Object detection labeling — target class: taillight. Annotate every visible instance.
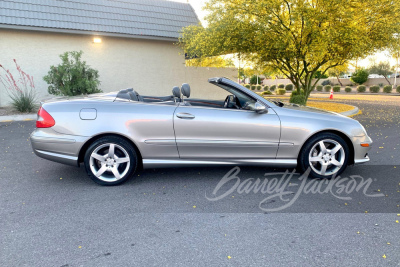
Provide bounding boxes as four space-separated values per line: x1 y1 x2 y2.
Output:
36 107 55 128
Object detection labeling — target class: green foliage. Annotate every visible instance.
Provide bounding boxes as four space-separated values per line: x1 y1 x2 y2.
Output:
43 51 101 96
313 70 329 79
285 84 294 91
244 84 251 89
270 85 277 91
8 88 37 113
368 62 392 81
278 83 285 88
397 85 400 93
345 87 352 93
276 88 286 95
369 85 380 93
357 85 367 93
324 85 332 92
378 83 384 88
256 85 262 90
262 90 272 95
290 90 306 105
321 80 331 86
316 85 323 91
250 75 262 85
351 69 369 85
333 86 341 92
251 85 256 90
263 85 269 91
383 85 392 93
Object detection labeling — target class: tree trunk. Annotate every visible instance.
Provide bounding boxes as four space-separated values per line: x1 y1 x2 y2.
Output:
384 76 391 85
336 76 343 86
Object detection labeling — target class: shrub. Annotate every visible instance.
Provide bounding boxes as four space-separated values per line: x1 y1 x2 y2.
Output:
0 59 37 112
350 68 369 85
249 75 262 85
285 84 294 91
397 85 400 93
324 85 332 92
251 85 256 90
244 84 251 89
333 86 341 92
378 83 384 88
345 87 352 93
278 83 285 88
276 88 286 95
263 85 269 91
256 85 262 90
262 90 272 95
369 85 380 93
270 85 277 91
321 80 331 86
383 85 392 93
43 51 102 96
289 90 306 105
311 85 316 91
316 85 323 91
357 85 366 93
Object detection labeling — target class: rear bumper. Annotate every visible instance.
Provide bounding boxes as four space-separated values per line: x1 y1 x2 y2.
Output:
30 128 88 166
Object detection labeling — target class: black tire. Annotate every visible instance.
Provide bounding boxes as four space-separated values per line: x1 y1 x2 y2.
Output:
298 133 350 179
84 136 138 186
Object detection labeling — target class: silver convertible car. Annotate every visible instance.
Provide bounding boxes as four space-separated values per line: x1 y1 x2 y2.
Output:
31 77 372 185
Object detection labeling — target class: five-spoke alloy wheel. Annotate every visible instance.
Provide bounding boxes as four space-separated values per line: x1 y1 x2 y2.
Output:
84 136 138 185
299 133 349 179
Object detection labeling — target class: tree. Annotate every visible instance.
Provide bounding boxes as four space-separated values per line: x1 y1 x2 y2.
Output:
327 63 349 86
180 0 400 103
312 70 328 79
250 75 262 84
185 56 234 68
351 68 369 85
368 62 393 85
43 51 101 96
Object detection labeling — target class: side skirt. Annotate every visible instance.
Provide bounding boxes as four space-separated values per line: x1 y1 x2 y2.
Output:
142 159 297 169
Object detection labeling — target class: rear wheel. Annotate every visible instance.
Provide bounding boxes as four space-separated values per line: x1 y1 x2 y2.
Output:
298 133 349 179
84 136 138 185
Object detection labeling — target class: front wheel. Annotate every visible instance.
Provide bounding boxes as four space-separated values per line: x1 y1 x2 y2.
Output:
84 136 138 185
298 133 350 179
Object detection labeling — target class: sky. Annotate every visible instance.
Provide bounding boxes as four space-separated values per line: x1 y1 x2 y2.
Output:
171 0 395 70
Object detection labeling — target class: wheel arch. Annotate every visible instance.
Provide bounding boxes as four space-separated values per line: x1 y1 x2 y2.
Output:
78 132 143 169
297 129 355 165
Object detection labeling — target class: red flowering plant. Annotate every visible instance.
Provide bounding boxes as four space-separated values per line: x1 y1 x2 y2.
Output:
0 59 37 112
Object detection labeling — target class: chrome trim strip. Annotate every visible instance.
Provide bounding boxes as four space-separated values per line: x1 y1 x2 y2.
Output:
142 159 297 169
144 139 176 145
31 136 76 144
36 150 78 161
279 142 294 147
175 139 280 147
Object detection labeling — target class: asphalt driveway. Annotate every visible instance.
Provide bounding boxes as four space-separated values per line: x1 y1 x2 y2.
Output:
0 95 399 266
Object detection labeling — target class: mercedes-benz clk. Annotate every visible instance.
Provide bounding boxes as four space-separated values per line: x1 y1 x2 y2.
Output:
31 77 372 185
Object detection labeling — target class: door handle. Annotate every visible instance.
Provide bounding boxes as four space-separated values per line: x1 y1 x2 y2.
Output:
176 113 195 119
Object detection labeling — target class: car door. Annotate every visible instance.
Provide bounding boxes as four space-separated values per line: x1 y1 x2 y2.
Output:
173 105 281 159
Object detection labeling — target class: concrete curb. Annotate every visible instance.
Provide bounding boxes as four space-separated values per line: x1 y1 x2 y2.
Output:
0 114 36 122
340 105 359 117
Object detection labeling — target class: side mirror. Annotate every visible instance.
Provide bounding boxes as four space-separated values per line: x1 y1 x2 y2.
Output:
248 102 268 114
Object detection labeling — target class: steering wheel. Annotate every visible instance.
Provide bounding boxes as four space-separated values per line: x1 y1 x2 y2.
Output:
223 95 240 109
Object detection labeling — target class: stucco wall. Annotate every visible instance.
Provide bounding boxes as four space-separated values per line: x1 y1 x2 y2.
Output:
0 29 237 107
261 77 397 87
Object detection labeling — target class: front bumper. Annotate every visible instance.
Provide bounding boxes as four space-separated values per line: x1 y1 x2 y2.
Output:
30 128 88 166
352 134 373 165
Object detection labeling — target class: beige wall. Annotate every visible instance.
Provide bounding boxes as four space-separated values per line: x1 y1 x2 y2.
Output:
261 77 397 87
0 29 237 107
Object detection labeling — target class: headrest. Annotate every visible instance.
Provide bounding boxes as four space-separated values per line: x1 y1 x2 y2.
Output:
181 83 190 98
172 86 181 98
